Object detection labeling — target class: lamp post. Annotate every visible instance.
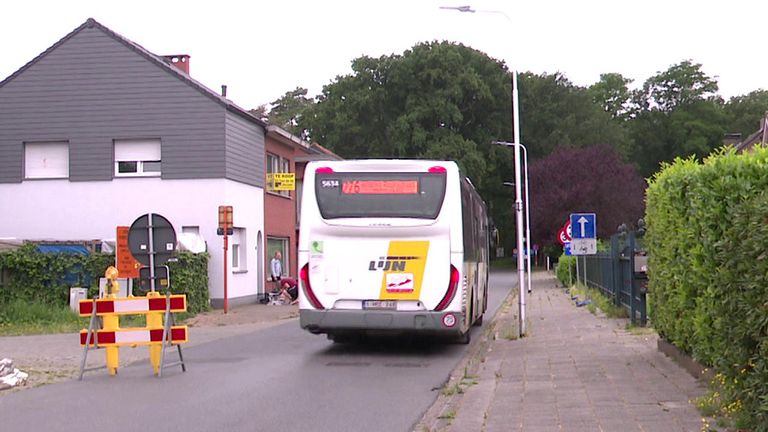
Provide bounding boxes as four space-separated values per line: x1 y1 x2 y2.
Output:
502 143 531 296
442 4 526 336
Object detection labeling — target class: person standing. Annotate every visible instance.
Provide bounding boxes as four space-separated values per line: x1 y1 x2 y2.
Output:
270 251 283 288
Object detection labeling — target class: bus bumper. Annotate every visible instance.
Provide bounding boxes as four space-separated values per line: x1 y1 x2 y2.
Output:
300 309 466 336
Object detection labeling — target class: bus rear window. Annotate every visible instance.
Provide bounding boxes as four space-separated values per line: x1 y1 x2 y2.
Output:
315 172 447 219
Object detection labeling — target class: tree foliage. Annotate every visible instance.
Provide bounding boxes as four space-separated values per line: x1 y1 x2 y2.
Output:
259 87 315 139
588 72 634 121
633 60 719 112
723 90 768 139
528 144 646 248
256 43 768 252
627 61 728 177
519 72 630 160
302 41 513 191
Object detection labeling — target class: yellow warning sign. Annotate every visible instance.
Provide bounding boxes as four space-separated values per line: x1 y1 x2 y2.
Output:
267 173 295 191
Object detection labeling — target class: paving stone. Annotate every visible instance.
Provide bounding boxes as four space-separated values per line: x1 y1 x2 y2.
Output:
421 273 707 432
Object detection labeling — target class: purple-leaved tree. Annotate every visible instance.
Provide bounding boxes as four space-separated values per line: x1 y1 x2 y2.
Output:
528 144 646 249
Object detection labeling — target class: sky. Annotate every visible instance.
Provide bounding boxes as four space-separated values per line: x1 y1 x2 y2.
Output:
1 0 767 111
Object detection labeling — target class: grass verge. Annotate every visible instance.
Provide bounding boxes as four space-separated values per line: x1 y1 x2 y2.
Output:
568 283 628 319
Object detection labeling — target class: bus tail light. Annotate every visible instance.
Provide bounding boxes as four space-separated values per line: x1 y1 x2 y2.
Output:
315 167 334 173
435 265 460 311
300 263 325 310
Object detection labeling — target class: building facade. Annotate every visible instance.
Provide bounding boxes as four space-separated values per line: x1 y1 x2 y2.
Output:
264 126 341 289
0 18 268 307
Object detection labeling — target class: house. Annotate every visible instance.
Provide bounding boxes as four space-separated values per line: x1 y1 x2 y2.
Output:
264 126 340 286
0 18 269 308
733 111 768 153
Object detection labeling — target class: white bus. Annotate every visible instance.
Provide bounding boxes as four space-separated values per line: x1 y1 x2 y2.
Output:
297 159 490 343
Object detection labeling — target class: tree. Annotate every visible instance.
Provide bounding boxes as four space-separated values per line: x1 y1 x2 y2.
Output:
302 41 513 190
264 87 315 138
588 73 633 121
723 90 768 138
633 60 719 112
519 72 630 160
526 144 646 251
627 60 727 177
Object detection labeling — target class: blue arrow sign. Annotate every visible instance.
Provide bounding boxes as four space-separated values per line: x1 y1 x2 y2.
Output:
570 213 596 239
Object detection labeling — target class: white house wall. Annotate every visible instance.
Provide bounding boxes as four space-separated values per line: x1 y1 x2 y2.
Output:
0 178 264 307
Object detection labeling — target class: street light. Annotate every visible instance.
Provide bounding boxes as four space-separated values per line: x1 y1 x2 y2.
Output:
442 5 527 337
439 5 475 13
502 146 532 296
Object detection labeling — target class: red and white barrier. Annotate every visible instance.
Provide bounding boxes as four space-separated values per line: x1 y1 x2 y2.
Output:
79 295 186 316
80 327 188 347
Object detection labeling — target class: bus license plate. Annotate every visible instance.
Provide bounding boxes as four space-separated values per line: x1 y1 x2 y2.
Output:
363 300 396 310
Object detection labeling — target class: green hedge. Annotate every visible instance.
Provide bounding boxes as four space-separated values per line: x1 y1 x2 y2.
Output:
0 246 210 314
167 252 210 314
555 254 576 287
646 147 768 429
0 244 113 305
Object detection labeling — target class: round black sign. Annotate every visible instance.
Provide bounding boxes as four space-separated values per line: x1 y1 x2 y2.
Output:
127 213 177 266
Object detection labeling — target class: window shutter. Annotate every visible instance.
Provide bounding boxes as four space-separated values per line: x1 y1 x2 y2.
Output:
25 142 69 179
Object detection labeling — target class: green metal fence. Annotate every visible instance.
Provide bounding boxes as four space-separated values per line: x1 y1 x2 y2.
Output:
576 226 647 326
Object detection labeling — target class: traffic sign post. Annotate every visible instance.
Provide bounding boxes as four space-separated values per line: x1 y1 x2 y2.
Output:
570 213 597 255
218 205 233 314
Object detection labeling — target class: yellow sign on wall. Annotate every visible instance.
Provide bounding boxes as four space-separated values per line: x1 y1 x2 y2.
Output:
267 173 295 191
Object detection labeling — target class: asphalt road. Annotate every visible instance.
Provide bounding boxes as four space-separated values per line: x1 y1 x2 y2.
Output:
0 270 515 432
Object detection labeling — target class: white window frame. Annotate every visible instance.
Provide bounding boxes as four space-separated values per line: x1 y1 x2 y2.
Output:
231 228 247 272
114 139 161 177
24 141 69 179
267 153 290 197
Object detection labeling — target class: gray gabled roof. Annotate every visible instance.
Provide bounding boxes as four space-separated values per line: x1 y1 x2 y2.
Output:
0 18 267 127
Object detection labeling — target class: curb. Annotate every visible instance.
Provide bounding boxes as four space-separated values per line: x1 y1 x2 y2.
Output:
411 289 519 432
657 337 714 383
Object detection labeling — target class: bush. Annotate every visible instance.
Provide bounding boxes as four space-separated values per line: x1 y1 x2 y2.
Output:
0 247 210 314
555 254 576 287
0 244 113 305
646 147 768 429
168 252 210 314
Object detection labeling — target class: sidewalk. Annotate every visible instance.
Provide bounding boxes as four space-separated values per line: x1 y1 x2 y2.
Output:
0 303 298 392
420 272 707 432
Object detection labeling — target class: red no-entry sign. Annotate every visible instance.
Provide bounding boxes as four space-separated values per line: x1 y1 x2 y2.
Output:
558 221 572 245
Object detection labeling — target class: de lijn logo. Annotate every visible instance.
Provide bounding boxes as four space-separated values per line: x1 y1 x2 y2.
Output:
368 256 418 272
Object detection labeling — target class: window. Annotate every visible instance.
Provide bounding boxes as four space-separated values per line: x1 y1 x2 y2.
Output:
266 153 290 197
114 139 161 177
231 228 246 272
181 226 200 235
267 237 289 277
24 141 69 179
315 172 447 219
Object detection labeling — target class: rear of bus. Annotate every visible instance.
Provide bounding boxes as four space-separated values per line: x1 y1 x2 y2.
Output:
297 159 470 341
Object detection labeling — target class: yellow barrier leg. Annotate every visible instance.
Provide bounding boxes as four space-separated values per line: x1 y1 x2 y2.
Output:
146 291 163 374
103 313 120 375
104 266 121 375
